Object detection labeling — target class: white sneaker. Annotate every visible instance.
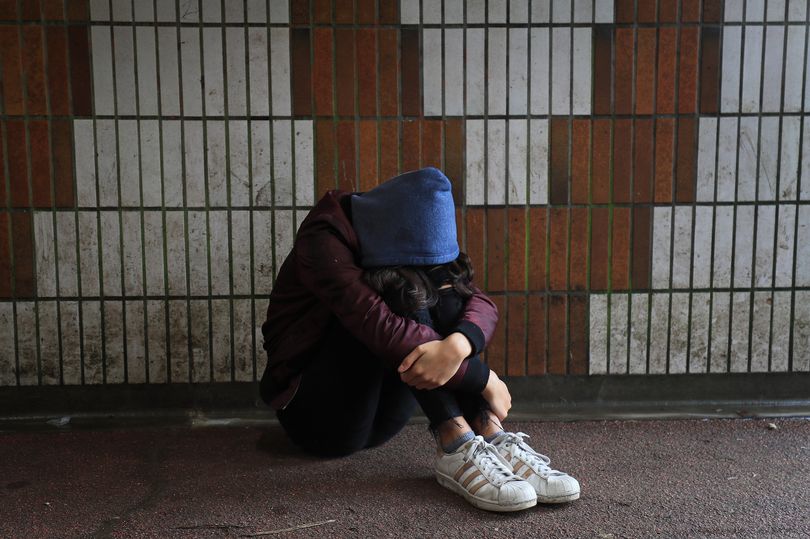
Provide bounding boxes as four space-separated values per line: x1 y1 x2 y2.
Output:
490 432 581 503
435 435 537 512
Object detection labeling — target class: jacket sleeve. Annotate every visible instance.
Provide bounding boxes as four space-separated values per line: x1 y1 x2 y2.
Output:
451 284 499 357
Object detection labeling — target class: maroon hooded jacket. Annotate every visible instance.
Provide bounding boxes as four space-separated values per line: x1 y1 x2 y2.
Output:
260 190 499 410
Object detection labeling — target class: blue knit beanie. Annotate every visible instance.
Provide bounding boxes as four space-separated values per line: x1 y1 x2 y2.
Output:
350 167 459 268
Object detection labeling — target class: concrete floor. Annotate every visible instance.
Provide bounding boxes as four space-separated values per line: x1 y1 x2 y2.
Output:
1 418 809 539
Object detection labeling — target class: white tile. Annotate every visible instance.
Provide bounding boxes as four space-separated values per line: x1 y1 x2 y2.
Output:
103 300 125 383
121 211 143 296
529 119 548 205
487 119 507 205
226 28 248 116
774 204 796 287
767 0 786 20
466 0 486 23
155 0 176 21
209 211 230 296
423 0 442 22
746 0 765 21
720 26 742 113
508 28 528 116
136 27 159 116
510 0 529 22
187 211 208 296
780 115 801 200
96 120 118 207
465 119 486 205
184 120 206 207
400 0 420 24
788 0 807 21
712 206 734 287
211 298 232 382
488 0 506 22
294 120 314 207
34 212 57 298
589 294 608 374
110 0 131 19
206 121 228 207
422 29 442 117
78 212 100 296
689 293 711 373
246 0 266 22
716 118 738 202
180 28 202 116
273 120 293 205
248 28 270 116
651 207 672 289
551 28 571 115
762 26 785 113
507 119 528 205
225 0 244 22
710 292 731 372
82 300 103 383
168 299 188 382
143 211 165 296
253 212 273 295
270 28 291 116
671 206 692 289
0 304 14 385
118 120 140 207
445 29 464 116
251 120 271 205
296 210 309 232
465 28 486 115
74 120 97 207
231 211 252 295
232 299 254 381
157 27 181 116
92 26 115 115
669 292 689 374
203 28 225 117
692 206 713 289
60 301 81 385
757 117 779 200
532 0 550 22
202 0 221 22
165 212 187 295
736 116 758 202
488 28 507 115
573 0 592 22
741 26 763 113
113 26 137 116
125 300 146 383
38 301 60 384
648 293 669 374
90 0 110 20
629 293 649 374
229 120 251 206
254 301 266 376
796 205 810 286
274 210 295 281
572 28 592 115
793 291 810 371
750 291 771 372
733 205 755 288
730 291 750 372
15 302 36 385
100 211 122 297
140 120 162 207
190 299 210 383
804 118 810 200
609 293 628 374
770 291 791 372
56 212 79 297
162 121 184 207
552 0 571 22
594 0 613 22
754 204 775 287
146 300 167 383
269 0 289 23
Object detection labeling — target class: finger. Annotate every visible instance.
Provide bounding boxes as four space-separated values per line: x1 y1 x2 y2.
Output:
398 349 421 373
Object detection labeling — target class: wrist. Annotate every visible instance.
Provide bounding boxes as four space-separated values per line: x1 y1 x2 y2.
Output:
482 370 497 396
446 332 473 360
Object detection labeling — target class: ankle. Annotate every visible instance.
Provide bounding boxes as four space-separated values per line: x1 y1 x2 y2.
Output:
471 411 504 439
435 417 474 453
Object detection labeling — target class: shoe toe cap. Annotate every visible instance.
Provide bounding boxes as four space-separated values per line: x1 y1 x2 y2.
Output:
498 480 537 505
546 474 580 496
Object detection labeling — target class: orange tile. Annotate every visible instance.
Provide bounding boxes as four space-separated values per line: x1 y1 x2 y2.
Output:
356 0 376 23
676 117 696 203
0 124 4 205
21 0 40 19
455 207 463 248
656 28 677 114
291 0 310 24
30 121 51 208
46 26 70 115
507 208 526 291
549 118 569 205
591 119 611 204
632 206 652 289
614 28 634 115
444 119 463 204
400 28 420 116
0 0 18 20
379 120 399 179
465 208 485 288
334 0 353 23
637 0 656 22
11 211 34 298
313 28 334 116
593 26 612 115
658 0 677 22
313 0 331 23
420 120 442 169
682 0 701 22
21 26 47 115
66 0 89 21
486 296 507 373
548 208 567 291
401 120 419 171
654 118 675 203
291 28 312 116
52 119 74 208
358 121 377 192
636 28 656 115
678 27 699 114
357 29 377 116
7 121 28 207
68 25 92 116
315 119 335 195
611 207 631 290
569 207 588 291
528 208 547 291
42 0 64 19
634 119 654 203
527 295 547 375
378 0 398 23
0 213 10 297
590 207 609 291
568 295 588 374
547 295 567 374
506 296 526 377
613 119 632 204
0 27 24 115
571 120 590 205
700 27 721 115
378 29 398 116
336 121 356 191
615 0 634 22
335 28 355 116
486 208 506 292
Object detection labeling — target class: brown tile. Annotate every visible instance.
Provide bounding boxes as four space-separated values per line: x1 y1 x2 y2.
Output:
0 213 10 298
569 207 588 291
356 29 377 116
312 0 331 23
658 0 677 22
611 207 631 290
379 120 399 179
334 0 353 23
678 26 699 114
547 295 567 374
634 119 654 203
378 0 397 23
0 124 4 205
527 295 547 375
7 121 28 208
506 296 526 377
400 28 420 117
51 119 74 208
507 207 526 291
654 118 675 203
315 120 335 195
401 120 420 171
614 28 634 115
378 29 398 116
465 208 485 288
571 120 590 204
43 0 65 20
313 28 334 116
593 26 612 116
657 27 677 114
485 295 507 373
682 0 701 22
700 26 721 115
0 27 24 115
335 28 355 116
613 119 632 204
356 0 376 23
11 211 35 298
67 0 89 21
358 120 377 192
291 28 312 116
486 208 506 292
420 120 442 169
0 0 18 19
455 207 462 249
336 120 356 191
702 0 723 22
568 295 588 374
549 118 569 205
68 25 92 116
615 0 634 22
30 121 51 208
676 117 697 203
46 26 70 115
591 119 611 204
637 0 656 22
291 0 310 24
636 28 656 115
632 206 652 289
21 0 40 19
528 208 547 291
444 119 463 204
548 207 567 291
21 27 47 115
590 207 609 291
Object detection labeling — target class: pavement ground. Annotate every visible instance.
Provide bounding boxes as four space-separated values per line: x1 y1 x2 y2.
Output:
1 417 809 539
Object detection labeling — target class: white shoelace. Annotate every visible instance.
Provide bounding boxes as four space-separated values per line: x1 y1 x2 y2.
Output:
463 436 517 487
499 432 566 477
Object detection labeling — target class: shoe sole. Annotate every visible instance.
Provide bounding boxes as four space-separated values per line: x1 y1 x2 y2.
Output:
537 491 580 504
435 472 538 512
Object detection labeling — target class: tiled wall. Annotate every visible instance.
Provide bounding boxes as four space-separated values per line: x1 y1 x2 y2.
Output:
1 0 809 391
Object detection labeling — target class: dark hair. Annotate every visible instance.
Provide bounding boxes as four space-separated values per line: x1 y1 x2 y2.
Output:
364 252 475 316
